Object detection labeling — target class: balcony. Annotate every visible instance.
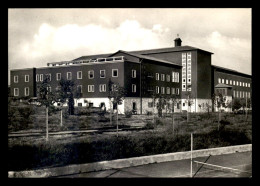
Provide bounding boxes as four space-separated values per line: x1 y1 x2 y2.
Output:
47 56 125 67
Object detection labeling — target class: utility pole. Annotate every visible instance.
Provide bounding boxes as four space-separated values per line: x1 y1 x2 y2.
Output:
46 106 49 142
190 133 193 178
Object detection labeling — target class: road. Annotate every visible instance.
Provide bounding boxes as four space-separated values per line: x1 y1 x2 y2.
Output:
56 151 252 178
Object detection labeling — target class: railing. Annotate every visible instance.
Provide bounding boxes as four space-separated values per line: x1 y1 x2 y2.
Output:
47 56 125 67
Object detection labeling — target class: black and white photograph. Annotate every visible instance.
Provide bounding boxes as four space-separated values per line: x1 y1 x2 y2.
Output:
8 8 252 178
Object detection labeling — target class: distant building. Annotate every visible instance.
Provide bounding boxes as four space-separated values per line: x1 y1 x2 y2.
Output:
10 37 252 114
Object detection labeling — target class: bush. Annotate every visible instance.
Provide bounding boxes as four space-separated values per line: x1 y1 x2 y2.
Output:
146 111 153 116
155 119 164 126
144 121 154 129
125 110 132 118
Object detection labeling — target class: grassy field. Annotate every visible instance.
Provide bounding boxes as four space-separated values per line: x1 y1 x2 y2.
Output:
8 104 252 171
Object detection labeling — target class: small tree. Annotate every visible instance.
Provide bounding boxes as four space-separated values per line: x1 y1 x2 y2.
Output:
185 91 193 123
108 81 126 137
156 94 167 118
56 78 79 116
37 77 56 141
213 93 227 130
166 94 179 134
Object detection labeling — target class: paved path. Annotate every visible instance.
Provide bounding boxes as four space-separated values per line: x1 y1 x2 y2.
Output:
56 151 252 178
8 127 143 137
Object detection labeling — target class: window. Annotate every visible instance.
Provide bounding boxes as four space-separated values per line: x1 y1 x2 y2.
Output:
248 92 251 98
78 103 82 107
240 91 242 98
132 84 136 93
161 87 165 94
77 85 82 93
233 80 235 85
56 73 61 81
112 69 118 77
237 81 239 86
222 79 224 83
14 88 19 96
132 70 136 78
248 83 250 87
156 86 159 94
242 91 245 98
77 71 82 79
243 82 245 87
14 76 18 83
156 73 160 81
47 86 51 92
166 87 170 94
161 74 165 81
36 74 39 82
25 75 29 82
24 87 29 96
148 102 153 108
226 79 228 84
188 78 191 83
230 80 232 85
112 84 118 91
245 83 247 87
176 88 180 95
218 78 221 84
183 78 186 83
67 72 72 80
237 91 239 98
172 72 175 82
40 74 43 82
88 70 94 79
100 70 106 78
46 74 51 81
233 90 236 98
166 75 170 82
99 84 106 92
176 72 179 82
88 85 94 92
172 88 176 94
240 82 242 86
183 103 185 107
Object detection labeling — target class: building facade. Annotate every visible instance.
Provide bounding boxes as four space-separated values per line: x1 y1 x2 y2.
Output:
10 37 252 114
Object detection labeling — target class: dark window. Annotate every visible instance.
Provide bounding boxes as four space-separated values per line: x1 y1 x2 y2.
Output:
148 102 153 108
78 103 82 107
88 103 93 108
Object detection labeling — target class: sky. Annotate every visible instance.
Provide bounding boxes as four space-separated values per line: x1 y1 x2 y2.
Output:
8 8 251 85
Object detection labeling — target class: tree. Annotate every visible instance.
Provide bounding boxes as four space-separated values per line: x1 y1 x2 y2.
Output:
156 94 166 118
185 91 193 123
108 80 126 137
166 94 179 134
56 78 80 116
212 93 227 131
36 77 56 141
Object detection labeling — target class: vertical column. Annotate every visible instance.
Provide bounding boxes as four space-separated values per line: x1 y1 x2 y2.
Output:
187 52 192 91
182 53 187 92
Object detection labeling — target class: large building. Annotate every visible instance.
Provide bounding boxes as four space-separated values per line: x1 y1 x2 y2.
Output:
10 37 252 114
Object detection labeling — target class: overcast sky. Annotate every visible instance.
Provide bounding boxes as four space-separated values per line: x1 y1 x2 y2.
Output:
8 8 251 85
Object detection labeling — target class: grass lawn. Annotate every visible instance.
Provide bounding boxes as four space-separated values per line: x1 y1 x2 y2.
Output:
8 104 252 171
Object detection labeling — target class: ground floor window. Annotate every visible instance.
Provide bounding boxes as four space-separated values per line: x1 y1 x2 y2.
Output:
14 88 19 96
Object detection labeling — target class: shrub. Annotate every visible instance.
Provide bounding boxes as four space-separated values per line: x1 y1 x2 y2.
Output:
125 110 132 118
144 121 154 129
155 118 164 126
146 111 153 116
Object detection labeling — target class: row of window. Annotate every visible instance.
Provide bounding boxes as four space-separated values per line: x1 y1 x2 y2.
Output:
35 69 120 82
14 87 29 96
155 86 180 95
155 72 180 83
233 90 251 99
218 78 251 88
14 75 29 83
